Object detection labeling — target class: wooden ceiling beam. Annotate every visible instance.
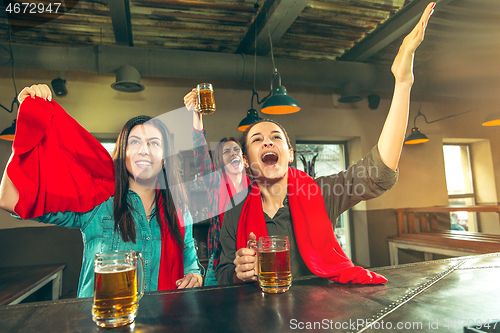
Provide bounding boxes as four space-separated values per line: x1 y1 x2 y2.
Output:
236 0 309 56
339 0 455 62
108 0 134 46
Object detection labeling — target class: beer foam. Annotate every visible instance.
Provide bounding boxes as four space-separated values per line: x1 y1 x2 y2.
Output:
96 263 134 273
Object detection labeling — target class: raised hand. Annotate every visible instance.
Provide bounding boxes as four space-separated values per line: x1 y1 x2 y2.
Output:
183 88 203 130
18 84 52 105
391 2 435 85
183 88 198 112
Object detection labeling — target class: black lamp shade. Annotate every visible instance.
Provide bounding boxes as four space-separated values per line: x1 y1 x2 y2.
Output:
404 127 429 145
0 119 16 141
261 86 300 114
238 109 261 131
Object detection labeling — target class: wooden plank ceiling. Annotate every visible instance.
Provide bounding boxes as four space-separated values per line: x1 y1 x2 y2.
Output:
1 0 413 64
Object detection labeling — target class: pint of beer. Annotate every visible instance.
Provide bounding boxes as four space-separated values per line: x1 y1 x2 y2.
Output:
196 83 216 115
92 251 145 328
249 236 292 293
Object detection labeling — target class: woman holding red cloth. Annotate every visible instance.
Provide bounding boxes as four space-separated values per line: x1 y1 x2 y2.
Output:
0 87 202 297
215 3 436 285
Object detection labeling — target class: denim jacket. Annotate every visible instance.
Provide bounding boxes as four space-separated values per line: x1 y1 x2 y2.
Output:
29 190 200 298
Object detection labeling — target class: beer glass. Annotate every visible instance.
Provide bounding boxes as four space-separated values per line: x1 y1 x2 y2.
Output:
93 250 145 328
248 236 292 293
196 83 216 115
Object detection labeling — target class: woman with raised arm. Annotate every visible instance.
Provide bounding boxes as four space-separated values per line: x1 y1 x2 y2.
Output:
183 89 251 286
215 3 436 285
0 86 202 297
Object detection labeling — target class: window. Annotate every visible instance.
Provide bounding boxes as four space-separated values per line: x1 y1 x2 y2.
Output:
99 140 117 158
442 144 476 231
295 141 351 257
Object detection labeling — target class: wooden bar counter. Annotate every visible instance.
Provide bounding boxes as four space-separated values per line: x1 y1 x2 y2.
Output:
1 254 499 332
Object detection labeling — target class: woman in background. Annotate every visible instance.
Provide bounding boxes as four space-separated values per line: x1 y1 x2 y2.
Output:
0 86 202 296
184 89 250 286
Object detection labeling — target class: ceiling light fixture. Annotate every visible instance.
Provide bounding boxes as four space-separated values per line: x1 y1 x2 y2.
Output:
261 69 300 114
238 90 263 131
338 82 363 103
237 10 300 131
0 119 16 141
111 64 145 93
404 107 478 145
482 112 500 127
237 18 263 131
0 31 19 141
260 29 300 115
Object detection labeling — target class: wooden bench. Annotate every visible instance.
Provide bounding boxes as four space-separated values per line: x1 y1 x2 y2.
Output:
0 264 65 305
387 205 500 266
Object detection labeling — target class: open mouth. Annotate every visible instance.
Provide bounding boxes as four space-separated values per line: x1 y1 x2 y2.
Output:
230 159 241 167
261 152 278 165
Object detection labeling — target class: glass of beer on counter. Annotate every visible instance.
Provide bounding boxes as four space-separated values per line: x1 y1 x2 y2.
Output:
196 83 216 115
248 235 291 293
93 250 145 328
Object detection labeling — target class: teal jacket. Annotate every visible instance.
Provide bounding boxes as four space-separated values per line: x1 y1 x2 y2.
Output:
29 190 200 297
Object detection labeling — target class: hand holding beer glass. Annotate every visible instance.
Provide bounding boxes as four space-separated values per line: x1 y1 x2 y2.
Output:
196 83 216 115
247 235 292 293
93 250 145 328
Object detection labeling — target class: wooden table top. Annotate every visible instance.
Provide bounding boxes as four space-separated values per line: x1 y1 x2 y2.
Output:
0 264 65 305
0 255 499 332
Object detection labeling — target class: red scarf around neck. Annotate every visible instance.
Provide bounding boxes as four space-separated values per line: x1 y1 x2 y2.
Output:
236 168 387 284
157 193 185 290
10 97 185 290
217 172 251 227
210 172 250 267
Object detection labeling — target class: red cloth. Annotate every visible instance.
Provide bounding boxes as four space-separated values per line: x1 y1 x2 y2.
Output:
217 172 251 234
9 97 185 290
9 97 115 219
158 198 185 290
213 172 250 268
236 168 387 284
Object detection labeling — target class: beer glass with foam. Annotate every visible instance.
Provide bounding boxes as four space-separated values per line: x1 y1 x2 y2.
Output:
93 250 145 328
196 83 216 115
248 236 291 293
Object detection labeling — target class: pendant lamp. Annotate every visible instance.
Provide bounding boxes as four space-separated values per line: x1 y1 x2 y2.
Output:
238 90 263 131
0 119 16 141
482 112 500 127
261 70 300 114
404 107 478 145
404 127 429 145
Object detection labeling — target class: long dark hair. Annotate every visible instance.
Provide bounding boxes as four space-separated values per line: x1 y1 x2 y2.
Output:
212 137 240 171
112 115 187 249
